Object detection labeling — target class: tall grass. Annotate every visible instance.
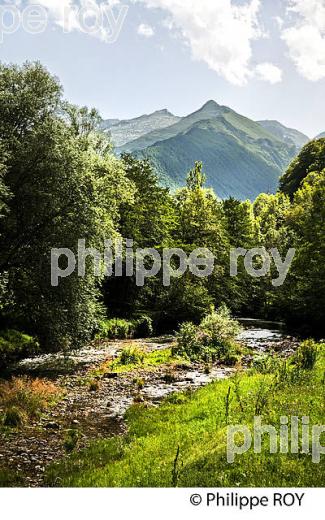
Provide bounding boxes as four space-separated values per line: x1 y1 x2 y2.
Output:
45 346 325 487
0 377 61 427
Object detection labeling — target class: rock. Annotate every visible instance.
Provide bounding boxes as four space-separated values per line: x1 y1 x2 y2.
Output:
44 421 60 430
103 372 119 379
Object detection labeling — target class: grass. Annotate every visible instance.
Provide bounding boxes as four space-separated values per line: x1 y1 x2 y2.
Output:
45 346 325 487
0 467 23 487
0 376 61 428
90 344 186 378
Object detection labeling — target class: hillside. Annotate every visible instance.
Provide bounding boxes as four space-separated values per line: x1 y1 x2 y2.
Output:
102 109 180 147
117 101 297 200
257 120 309 150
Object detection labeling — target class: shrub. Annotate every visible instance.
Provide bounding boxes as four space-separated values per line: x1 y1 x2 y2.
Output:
134 316 153 338
294 340 319 370
174 322 205 360
63 429 80 453
173 305 242 364
119 346 145 366
88 379 100 392
200 305 242 354
96 319 135 340
252 355 281 374
133 377 145 391
0 376 60 427
0 330 39 370
96 316 154 341
3 406 27 427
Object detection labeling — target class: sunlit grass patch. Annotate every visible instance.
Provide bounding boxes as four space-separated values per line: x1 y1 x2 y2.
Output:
45 346 325 487
90 344 186 377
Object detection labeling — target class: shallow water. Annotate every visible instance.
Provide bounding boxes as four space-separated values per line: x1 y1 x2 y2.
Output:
237 318 288 351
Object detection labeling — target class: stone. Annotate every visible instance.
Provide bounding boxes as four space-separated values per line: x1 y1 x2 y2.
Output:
44 421 60 430
103 372 119 379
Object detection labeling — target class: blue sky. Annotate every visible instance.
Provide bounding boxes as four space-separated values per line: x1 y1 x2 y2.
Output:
1 0 325 137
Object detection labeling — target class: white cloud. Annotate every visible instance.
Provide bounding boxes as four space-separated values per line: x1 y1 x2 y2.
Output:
274 16 284 30
137 23 155 37
134 0 281 86
255 62 283 84
282 0 325 81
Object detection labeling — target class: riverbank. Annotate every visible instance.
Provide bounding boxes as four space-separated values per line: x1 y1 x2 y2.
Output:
0 323 302 487
45 346 325 487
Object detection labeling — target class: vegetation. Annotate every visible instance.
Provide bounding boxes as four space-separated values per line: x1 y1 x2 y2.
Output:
0 376 60 428
0 61 324 364
0 330 39 370
45 346 325 487
0 62 324 489
91 345 181 377
173 305 242 365
95 316 153 341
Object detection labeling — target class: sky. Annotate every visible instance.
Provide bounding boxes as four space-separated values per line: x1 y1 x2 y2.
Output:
1 0 325 137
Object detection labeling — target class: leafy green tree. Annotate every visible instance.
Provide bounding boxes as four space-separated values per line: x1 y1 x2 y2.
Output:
222 197 258 314
103 154 176 318
175 162 226 249
279 138 325 198
0 62 133 350
252 193 293 319
283 170 325 334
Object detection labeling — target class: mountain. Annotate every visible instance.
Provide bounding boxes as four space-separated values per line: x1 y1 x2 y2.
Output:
257 120 309 150
116 100 298 200
315 132 325 139
117 100 228 153
102 109 180 147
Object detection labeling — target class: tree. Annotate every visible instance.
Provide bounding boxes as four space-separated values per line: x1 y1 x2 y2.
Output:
0 62 133 350
283 170 325 334
102 154 176 318
279 138 325 198
222 197 258 315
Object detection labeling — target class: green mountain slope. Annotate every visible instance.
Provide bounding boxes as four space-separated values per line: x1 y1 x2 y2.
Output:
121 101 297 200
102 109 180 147
118 100 228 153
257 120 309 150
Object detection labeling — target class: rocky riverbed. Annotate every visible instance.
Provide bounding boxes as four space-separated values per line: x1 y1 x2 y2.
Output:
0 323 299 487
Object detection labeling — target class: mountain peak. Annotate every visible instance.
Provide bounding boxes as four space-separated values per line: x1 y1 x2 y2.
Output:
201 100 220 110
153 108 174 116
194 100 225 118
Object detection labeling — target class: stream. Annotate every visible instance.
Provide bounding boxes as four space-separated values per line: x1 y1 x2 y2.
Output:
0 320 299 486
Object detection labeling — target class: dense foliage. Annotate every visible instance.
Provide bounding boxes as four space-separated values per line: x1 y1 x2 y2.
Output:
174 305 242 364
0 62 324 367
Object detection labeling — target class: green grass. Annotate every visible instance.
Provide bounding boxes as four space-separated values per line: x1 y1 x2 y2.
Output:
0 467 23 487
45 347 325 487
91 345 186 377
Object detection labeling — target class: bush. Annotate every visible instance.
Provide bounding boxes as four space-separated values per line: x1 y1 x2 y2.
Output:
294 340 319 370
252 354 281 374
0 376 60 427
174 322 206 360
134 316 153 338
200 305 242 353
63 429 80 453
3 406 27 427
173 305 242 364
96 316 154 341
0 330 39 370
96 319 135 340
119 346 145 366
